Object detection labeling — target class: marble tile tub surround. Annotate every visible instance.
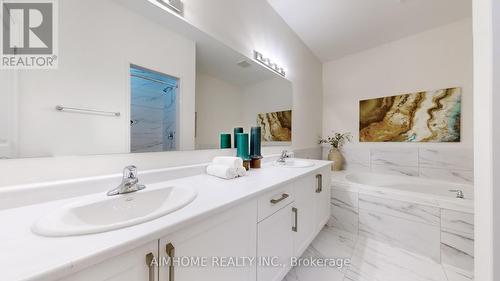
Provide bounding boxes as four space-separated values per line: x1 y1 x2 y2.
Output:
328 188 359 234
323 146 474 183
441 209 474 272
327 182 475 276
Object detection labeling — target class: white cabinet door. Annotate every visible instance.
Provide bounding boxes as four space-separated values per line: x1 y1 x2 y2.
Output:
315 167 331 232
159 201 257 281
292 175 317 257
58 241 158 281
257 204 294 281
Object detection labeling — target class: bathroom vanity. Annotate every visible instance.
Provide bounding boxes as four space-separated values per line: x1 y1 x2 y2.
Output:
0 1 329 280
0 160 331 281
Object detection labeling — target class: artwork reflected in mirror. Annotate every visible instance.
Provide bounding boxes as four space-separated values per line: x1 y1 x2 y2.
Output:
195 74 292 149
257 110 292 142
359 87 461 142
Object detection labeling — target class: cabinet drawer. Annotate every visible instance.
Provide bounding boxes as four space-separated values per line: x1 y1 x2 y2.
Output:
258 183 294 222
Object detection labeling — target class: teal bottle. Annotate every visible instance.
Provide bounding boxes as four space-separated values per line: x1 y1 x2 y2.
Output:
234 127 243 148
220 133 231 149
236 133 250 160
250 127 262 157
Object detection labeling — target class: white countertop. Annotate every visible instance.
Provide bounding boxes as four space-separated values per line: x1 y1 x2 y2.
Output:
0 159 331 281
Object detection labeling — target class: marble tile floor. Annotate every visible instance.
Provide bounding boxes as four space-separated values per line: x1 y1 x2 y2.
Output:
283 226 473 281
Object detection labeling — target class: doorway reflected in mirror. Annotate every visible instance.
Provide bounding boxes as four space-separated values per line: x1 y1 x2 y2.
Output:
130 65 179 153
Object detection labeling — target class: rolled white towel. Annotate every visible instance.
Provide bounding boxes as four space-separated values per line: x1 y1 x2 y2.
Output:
212 156 243 170
236 166 247 177
206 164 237 179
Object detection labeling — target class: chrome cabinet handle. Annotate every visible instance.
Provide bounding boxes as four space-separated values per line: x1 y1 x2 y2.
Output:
166 243 175 281
316 174 322 193
292 207 298 232
270 193 289 204
145 252 156 281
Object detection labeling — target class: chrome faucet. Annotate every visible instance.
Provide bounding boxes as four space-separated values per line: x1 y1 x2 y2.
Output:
277 150 289 164
107 165 146 196
449 189 464 199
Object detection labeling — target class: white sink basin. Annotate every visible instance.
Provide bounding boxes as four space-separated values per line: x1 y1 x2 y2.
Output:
32 184 197 237
272 159 315 168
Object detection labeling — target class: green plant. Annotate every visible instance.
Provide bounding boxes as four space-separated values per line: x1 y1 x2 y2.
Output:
319 132 352 150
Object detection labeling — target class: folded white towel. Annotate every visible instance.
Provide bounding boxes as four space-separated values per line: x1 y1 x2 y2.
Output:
206 164 237 179
212 156 243 170
236 166 247 177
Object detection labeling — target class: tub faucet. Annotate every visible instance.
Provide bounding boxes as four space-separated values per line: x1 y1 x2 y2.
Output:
449 189 464 199
107 165 146 196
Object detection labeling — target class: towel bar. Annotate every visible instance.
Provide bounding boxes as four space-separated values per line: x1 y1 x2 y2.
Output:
55 105 121 117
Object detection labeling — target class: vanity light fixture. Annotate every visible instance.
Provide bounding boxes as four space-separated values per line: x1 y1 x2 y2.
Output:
253 51 286 77
157 0 184 15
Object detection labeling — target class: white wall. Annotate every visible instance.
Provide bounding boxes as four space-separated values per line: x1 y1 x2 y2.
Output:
472 0 497 279
493 2 500 279
0 0 323 186
195 72 244 149
242 77 293 129
322 19 473 181
16 0 196 157
0 71 17 158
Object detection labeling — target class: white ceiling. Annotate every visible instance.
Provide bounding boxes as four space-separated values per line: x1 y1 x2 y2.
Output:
267 0 471 62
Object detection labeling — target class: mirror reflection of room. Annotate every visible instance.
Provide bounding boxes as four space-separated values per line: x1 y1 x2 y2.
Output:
0 0 292 159
195 73 292 150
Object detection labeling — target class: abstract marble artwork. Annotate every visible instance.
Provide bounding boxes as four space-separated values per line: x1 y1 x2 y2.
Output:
359 87 461 142
257 110 292 142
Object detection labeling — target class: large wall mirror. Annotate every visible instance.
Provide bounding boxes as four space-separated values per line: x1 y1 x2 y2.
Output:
0 0 292 159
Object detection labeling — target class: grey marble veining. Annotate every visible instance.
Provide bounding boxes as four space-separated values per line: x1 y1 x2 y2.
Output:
443 264 474 281
284 258 345 281
345 237 448 281
419 167 474 184
440 209 474 271
419 148 473 171
370 164 419 177
441 210 474 237
370 148 419 167
359 210 441 262
310 226 358 266
328 188 359 234
282 226 471 281
359 194 440 226
283 227 356 281
342 147 371 172
441 234 474 272
130 83 166 109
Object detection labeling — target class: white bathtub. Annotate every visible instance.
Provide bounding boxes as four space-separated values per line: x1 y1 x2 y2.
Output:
337 172 474 213
329 171 474 271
